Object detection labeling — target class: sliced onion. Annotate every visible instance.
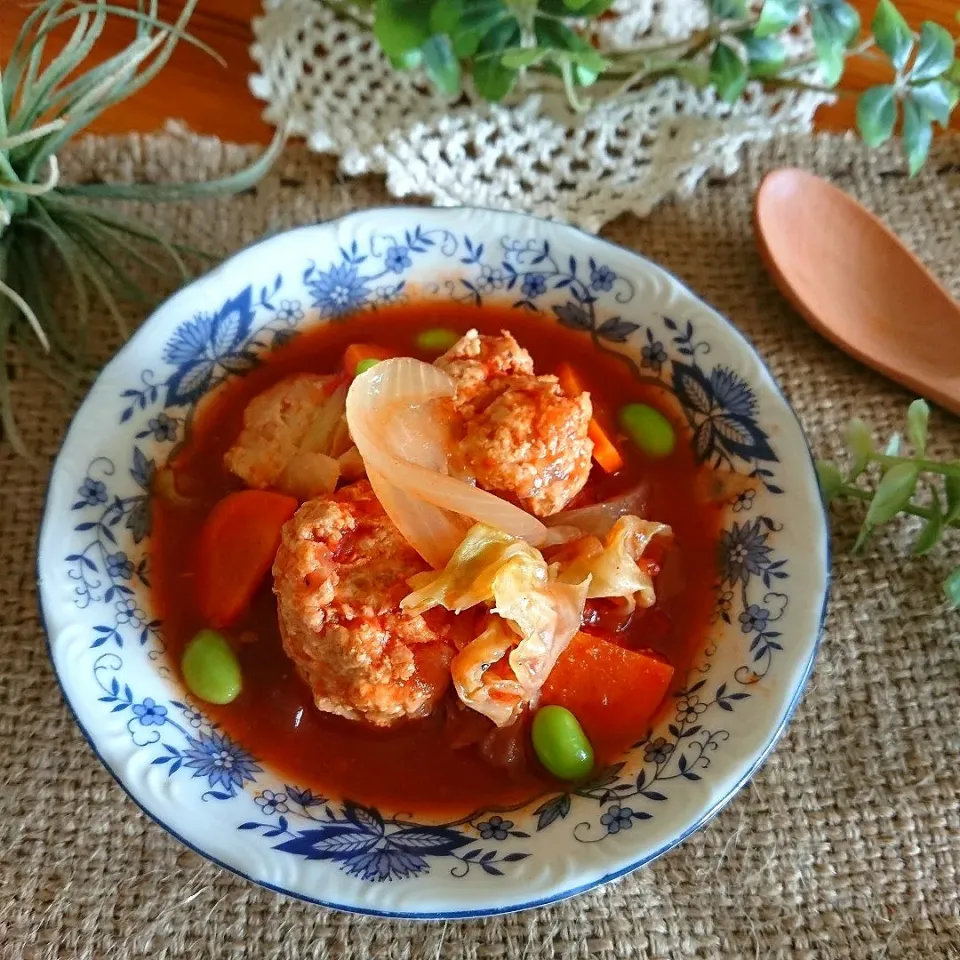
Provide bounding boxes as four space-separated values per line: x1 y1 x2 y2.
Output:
346 358 547 566
367 467 470 570
547 482 650 538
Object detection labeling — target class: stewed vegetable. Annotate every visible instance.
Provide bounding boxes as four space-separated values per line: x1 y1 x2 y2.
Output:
531 704 595 781
182 629 242 705
415 327 461 352
619 403 676 459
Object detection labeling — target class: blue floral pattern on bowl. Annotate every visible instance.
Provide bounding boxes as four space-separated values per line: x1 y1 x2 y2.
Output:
38 208 829 918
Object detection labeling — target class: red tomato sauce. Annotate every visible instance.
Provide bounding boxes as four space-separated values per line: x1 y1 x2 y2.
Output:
150 300 723 817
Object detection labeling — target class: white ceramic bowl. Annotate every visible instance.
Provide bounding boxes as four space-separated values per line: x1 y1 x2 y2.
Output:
37 208 829 918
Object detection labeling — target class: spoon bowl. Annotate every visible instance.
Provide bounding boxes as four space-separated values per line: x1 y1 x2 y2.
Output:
754 167 960 414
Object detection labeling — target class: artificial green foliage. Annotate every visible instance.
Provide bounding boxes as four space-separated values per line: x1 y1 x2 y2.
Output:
816 400 960 609
0 0 284 453
323 0 960 172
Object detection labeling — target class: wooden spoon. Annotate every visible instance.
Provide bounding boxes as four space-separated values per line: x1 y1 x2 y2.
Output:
753 167 960 415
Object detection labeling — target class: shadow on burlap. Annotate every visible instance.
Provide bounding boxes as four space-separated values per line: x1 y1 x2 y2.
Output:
1 130 958 960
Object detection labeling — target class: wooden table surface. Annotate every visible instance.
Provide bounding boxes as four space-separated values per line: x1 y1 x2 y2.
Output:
1 1 956 143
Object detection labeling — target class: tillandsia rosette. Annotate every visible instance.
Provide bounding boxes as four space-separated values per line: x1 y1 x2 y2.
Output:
0 0 285 453
816 399 960 609
322 0 960 173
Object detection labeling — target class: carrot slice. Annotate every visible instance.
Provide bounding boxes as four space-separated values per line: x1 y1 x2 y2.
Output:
344 343 394 375
540 631 674 752
555 362 624 474
194 490 299 628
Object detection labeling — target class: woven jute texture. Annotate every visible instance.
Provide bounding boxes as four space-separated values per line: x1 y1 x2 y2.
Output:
2 131 959 960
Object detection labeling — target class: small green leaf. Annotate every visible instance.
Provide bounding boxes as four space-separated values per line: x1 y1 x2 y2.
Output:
902 95 933 175
537 0 615 14
739 31 787 78
872 0 913 73
884 432 902 457
374 0 432 57
569 46 610 85
709 40 748 104
816 460 844 504
500 47 550 69
460 1 510 33
907 79 954 126
944 473 960 524
906 398 930 455
389 49 423 70
846 417 875 479
814 0 862 45
865 461 919 526
710 0 748 18
473 59 518 102
910 21 955 82
755 0 801 38
430 0 463 36
856 85 897 146
913 486 944 555
943 567 960 608
422 35 461 95
812 1 862 85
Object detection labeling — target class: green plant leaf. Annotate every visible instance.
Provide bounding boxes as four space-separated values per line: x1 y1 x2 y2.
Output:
906 398 930 455
473 20 522 101
389 49 423 70
856 84 897 146
373 0 432 57
755 0 801 38
944 473 960 524
710 0 748 18
739 31 787 78
537 0 615 15
500 47 550 69
865 461 920 526
871 0 913 73
569 46 609 85
944 567 960 608
846 417 874 479
906 79 955 125
709 40 748 104
430 0 463 36
812 0 861 85
902 95 933 175
910 21 955 82
913 485 944 555
533 17 605 85
459 1 510 39
472 58 518 100
815 460 844 504
422 34 461 95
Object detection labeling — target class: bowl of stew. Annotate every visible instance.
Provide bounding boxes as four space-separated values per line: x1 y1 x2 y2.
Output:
38 208 829 918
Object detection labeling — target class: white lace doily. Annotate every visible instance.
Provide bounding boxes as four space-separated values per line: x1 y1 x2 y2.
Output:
250 1 830 231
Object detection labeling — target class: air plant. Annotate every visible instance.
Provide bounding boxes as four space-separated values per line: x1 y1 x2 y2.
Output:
0 0 285 454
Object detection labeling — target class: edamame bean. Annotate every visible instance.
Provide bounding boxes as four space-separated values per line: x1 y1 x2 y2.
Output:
618 403 676 458
182 629 242 705
355 357 380 375
415 327 460 353
531 705 594 781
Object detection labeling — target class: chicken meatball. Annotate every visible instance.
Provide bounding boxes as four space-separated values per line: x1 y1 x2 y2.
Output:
436 329 534 414
456 376 593 517
438 330 594 516
224 373 337 498
272 481 454 726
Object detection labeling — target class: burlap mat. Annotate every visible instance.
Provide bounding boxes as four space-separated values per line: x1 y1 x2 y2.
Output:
2 130 959 960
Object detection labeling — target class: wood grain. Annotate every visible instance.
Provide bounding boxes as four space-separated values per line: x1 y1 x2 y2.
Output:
1 1 957 143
